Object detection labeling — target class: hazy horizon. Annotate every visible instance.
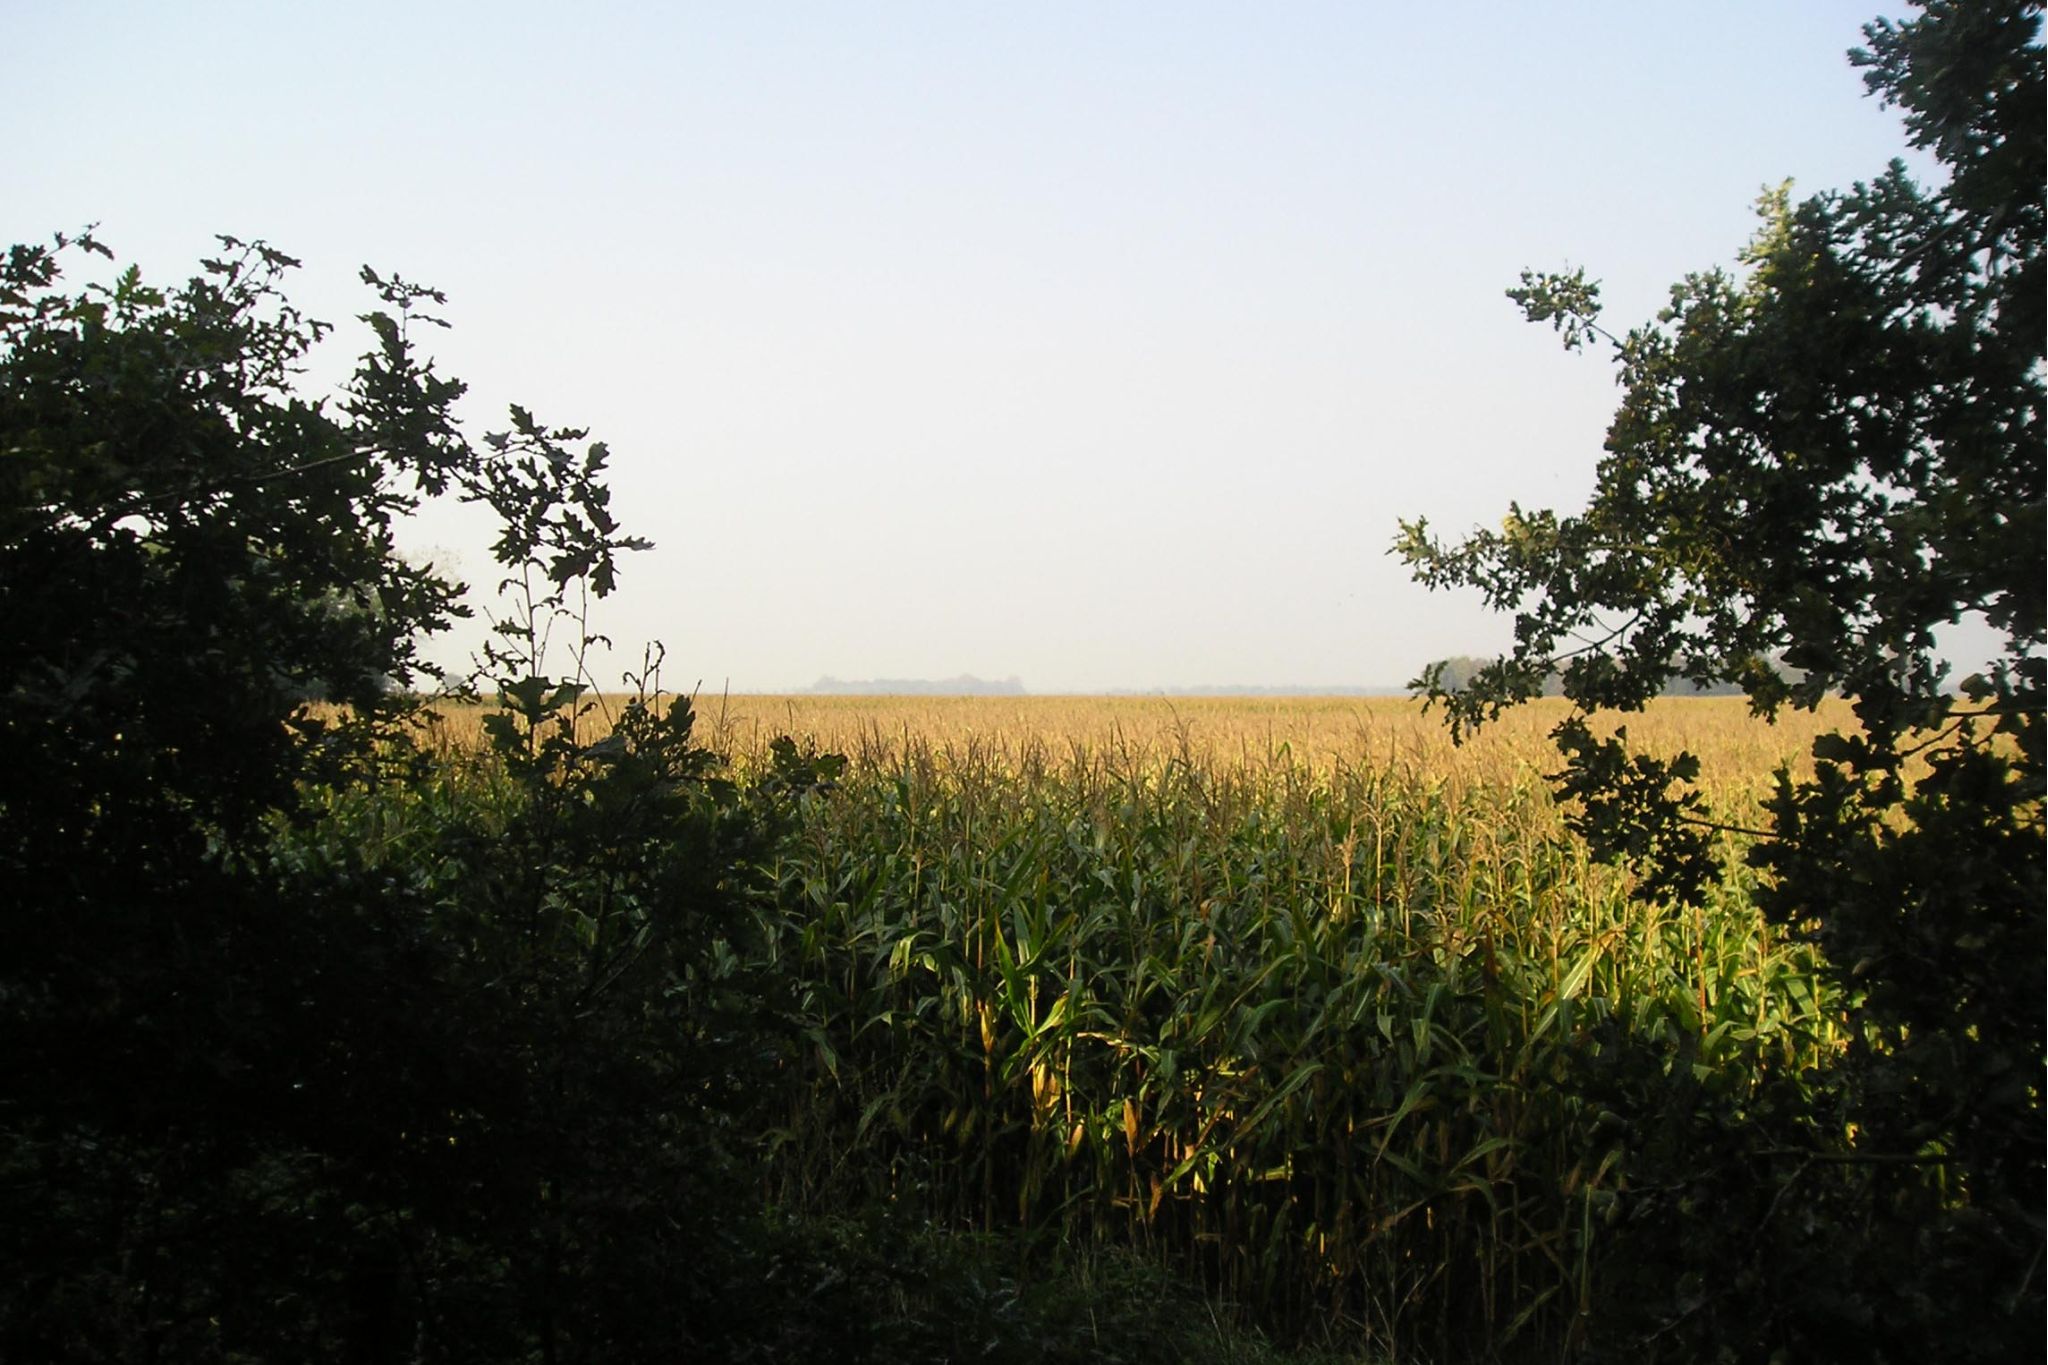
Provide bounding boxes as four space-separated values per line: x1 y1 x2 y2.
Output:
10 3 1931 693
795 673 1409 696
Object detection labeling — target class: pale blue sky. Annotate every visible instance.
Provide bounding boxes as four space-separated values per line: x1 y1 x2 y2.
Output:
10 2 1923 691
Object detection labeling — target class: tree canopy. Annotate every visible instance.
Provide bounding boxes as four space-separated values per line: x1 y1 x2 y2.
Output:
0 233 644 864
0 234 808 1361
1400 2 2042 1358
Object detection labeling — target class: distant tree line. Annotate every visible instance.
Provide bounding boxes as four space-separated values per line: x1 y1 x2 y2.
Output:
807 673 1027 695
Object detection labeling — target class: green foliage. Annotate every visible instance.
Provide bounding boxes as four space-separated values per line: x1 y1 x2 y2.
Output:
1398 3 2044 1358
752 1214 1372 1365
0 234 800 1360
755 735 1841 1360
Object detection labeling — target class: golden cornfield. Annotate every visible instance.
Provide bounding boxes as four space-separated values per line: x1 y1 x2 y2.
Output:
428 690 1850 812
406 689 1855 1356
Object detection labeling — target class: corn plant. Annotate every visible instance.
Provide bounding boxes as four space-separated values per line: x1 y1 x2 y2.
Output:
748 725 1843 1360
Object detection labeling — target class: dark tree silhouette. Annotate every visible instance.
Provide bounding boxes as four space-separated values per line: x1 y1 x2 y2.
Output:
1400 4 2043 1358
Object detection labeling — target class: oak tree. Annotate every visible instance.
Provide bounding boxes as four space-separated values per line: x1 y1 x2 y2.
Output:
1400 3 2042 1357
0 235 802 1361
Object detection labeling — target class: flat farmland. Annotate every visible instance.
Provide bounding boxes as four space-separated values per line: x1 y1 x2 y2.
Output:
397 687 1863 1353
429 690 1851 814
691 691 1846 792
539 690 1850 1353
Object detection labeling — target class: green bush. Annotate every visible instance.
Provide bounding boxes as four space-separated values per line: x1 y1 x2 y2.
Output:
0 234 804 1361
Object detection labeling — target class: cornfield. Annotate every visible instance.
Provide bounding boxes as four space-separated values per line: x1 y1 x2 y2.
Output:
655 695 1849 1358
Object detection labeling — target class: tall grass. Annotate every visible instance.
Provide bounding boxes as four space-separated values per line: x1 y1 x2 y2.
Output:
733 703 1846 1360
